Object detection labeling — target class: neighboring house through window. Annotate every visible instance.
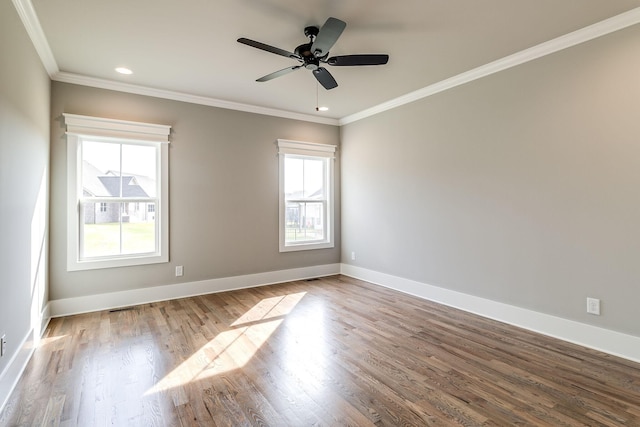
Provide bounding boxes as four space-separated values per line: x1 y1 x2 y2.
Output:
64 114 170 271
277 139 336 252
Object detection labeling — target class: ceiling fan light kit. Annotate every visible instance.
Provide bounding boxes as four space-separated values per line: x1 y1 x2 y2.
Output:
238 17 389 91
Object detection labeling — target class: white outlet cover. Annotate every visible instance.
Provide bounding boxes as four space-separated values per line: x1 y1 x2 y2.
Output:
587 297 600 315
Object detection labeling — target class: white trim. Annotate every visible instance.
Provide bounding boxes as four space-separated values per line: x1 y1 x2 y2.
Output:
278 141 336 252
66 134 79 271
63 113 170 143
64 115 170 271
6 264 638 414
49 264 341 317
11 0 59 76
52 72 340 126
0 332 34 415
0 305 51 415
277 139 337 158
340 264 640 364
2 264 341 413
339 7 640 125
14 0 640 126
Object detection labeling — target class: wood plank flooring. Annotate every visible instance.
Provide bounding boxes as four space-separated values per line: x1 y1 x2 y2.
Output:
2 275 640 426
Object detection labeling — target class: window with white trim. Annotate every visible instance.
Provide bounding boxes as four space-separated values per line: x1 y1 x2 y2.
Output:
64 114 170 271
277 139 336 252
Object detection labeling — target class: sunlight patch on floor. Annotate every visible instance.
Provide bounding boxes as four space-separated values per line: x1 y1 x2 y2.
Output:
35 335 68 348
231 292 305 326
145 291 307 395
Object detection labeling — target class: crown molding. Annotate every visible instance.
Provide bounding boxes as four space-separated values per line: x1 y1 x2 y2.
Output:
12 0 337 125
13 0 640 127
12 0 58 76
52 72 339 126
339 7 640 125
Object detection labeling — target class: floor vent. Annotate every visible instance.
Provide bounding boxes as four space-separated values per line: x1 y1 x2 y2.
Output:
109 306 136 313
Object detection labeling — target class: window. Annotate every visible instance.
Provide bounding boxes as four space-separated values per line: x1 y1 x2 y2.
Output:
64 114 170 271
277 139 336 252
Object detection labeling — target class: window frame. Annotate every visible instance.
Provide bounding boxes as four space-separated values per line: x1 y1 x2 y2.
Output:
64 113 170 271
277 139 336 252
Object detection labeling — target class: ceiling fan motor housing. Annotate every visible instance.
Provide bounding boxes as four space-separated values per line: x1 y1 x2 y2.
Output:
295 42 321 70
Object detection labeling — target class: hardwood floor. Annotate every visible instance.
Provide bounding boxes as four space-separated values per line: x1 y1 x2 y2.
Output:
2 275 640 426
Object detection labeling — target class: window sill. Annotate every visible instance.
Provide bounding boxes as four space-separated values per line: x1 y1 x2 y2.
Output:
279 241 334 252
67 253 168 271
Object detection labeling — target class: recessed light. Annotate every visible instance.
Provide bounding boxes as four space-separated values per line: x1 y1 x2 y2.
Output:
115 67 133 75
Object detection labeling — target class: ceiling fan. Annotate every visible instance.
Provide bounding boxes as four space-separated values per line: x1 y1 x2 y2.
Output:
237 17 389 90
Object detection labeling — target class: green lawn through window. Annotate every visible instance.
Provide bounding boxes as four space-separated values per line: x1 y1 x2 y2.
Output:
83 222 155 257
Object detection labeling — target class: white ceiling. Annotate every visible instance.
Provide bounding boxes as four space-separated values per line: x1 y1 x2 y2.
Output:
19 0 640 123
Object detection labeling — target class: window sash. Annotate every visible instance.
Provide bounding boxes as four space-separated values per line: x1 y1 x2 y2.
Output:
78 198 160 259
78 197 161 262
284 200 328 245
81 197 157 204
283 155 330 245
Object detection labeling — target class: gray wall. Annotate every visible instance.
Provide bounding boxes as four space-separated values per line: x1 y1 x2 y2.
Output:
341 24 640 337
50 83 340 300
0 2 51 374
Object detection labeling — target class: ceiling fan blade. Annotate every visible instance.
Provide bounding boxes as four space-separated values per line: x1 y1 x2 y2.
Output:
310 17 346 57
313 67 338 90
327 54 389 66
237 37 300 60
256 65 302 82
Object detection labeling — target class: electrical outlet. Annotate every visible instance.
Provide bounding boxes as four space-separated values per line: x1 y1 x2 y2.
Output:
351 252 356 261
1 334 6 357
175 265 184 277
587 297 601 315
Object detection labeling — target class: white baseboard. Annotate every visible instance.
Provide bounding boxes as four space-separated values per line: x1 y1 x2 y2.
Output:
0 305 51 415
2 264 338 415
50 263 341 318
340 264 640 364
9 261 637 417
0 331 34 416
